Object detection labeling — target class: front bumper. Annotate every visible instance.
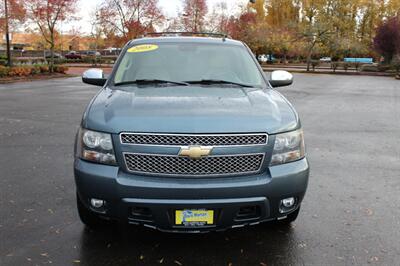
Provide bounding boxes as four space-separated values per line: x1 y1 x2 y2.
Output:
74 158 309 232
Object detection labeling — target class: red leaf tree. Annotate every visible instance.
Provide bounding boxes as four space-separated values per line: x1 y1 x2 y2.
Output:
0 0 26 66
226 12 257 42
26 0 78 72
206 2 230 34
373 16 400 64
98 0 164 45
181 0 208 32
0 0 26 31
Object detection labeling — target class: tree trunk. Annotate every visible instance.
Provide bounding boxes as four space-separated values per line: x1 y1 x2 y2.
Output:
386 53 393 65
306 42 316 72
49 30 55 73
4 0 12 67
306 51 312 72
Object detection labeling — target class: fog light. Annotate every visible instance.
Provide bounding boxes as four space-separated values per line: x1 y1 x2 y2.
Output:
282 197 295 208
90 198 104 208
279 197 296 213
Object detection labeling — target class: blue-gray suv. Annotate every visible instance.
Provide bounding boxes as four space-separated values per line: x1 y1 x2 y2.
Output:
75 34 309 233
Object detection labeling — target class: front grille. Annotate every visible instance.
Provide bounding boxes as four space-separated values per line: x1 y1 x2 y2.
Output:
124 153 264 177
120 133 268 146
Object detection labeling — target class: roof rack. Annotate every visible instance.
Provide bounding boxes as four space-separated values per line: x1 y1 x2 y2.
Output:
142 32 230 40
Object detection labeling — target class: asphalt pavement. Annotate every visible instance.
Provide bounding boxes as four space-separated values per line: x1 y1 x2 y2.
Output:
0 74 399 266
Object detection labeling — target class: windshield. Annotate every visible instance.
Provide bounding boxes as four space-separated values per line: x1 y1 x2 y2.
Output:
113 42 265 87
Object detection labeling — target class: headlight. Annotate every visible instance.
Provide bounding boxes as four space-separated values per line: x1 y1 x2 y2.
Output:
270 129 305 166
76 128 117 165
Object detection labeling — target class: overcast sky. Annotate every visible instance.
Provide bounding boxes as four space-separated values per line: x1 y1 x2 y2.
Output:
64 0 248 34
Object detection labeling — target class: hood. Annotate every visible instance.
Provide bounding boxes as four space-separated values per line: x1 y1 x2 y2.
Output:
84 86 299 134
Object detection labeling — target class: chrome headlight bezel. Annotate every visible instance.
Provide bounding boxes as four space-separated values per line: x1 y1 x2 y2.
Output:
270 129 305 166
76 128 117 166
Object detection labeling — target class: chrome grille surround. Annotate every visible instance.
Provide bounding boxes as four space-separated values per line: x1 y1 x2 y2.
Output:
123 153 265 177
120 133 268 146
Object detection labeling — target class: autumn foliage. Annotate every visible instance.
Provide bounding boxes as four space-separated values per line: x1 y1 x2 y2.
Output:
374 17 400 64
25 0 78 72
219 0 400 65
0 64 68 77
2 0 400 66
98 0 164 46
0 0 26 31
181 0 208 32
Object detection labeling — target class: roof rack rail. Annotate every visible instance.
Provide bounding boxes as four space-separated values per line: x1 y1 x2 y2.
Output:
142 32 230 39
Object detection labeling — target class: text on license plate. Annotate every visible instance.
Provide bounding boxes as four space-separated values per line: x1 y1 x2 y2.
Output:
175 209 214 225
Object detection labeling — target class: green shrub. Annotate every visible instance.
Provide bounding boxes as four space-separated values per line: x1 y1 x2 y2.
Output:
391 59 400 74
332 55 341 62
82 56 98 64
342 63 350 72
14 58 47 65
80 56 117 66
65 58 83 63
354 62 361 71
0 65 9 77
53 65 68 74
360 65 379 72
377 65 391 72
31 65 41 75
311 60 320 71
39 65 49 73
49 58 67 65
331 62 339 72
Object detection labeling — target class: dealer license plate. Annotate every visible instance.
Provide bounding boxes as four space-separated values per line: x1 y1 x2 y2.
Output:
175 209 214 226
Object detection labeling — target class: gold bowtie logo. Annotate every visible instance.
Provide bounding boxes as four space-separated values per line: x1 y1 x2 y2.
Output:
179 146 213 160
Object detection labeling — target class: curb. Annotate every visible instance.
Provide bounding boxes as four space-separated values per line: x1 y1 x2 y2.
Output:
0 74 77 84
65 64 113 68
262 68 396 77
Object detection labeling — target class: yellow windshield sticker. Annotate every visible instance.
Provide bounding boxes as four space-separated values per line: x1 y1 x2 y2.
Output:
127 44 159 53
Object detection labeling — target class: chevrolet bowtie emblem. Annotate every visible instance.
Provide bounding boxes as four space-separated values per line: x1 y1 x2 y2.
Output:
179 146 213 160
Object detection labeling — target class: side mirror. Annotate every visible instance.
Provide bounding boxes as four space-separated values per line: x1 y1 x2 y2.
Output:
269 70 293 88
82 68 107 86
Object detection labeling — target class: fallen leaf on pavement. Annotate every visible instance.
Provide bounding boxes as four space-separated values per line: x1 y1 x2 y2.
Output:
370 256 379 262
365 208 374 216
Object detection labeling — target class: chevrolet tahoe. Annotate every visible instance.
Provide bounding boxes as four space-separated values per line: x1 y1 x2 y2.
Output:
74 34 309 233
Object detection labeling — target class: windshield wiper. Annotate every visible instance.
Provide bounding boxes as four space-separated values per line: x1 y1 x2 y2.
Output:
114 79 189 87
184 79 254 88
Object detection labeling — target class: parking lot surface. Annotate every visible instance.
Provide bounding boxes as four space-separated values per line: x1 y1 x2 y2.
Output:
1 74 399 266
